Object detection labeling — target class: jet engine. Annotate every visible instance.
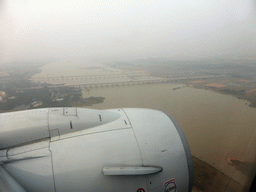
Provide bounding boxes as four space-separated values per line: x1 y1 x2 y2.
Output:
0 108 193 192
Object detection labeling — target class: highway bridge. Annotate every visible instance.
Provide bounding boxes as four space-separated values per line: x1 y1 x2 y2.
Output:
29 75 225 89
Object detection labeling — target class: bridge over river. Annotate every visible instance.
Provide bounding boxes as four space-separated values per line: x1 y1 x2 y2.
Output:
29 74 224 89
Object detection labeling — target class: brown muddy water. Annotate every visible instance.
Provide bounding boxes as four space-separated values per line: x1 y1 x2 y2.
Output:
82 83 256 187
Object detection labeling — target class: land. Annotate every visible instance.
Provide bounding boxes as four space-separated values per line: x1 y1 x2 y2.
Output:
192 156 249 192
0 65 105 112
184 76 256 108
0 58 255 190
110 58 256 108
0 58 255 110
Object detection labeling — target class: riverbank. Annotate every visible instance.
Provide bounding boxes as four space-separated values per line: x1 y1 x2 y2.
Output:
184 77 256 108
192 156 250 192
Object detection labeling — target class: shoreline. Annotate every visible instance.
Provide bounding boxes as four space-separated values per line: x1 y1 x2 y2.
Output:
192 156 249 192
186 83 256 108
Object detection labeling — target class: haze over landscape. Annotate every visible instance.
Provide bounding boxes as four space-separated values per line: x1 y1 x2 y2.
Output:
1 0 256 64
1 1 256 191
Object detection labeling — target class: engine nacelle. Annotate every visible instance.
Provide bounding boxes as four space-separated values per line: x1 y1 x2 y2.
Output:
0 108 193 192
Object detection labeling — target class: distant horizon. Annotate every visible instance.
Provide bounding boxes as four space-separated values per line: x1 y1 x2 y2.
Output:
1 56 256 68
1 0 255 65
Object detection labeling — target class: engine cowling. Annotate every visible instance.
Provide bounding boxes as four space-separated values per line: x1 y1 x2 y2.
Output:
0 108 193 192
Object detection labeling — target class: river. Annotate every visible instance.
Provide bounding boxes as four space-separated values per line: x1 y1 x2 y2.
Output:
82 83 256 186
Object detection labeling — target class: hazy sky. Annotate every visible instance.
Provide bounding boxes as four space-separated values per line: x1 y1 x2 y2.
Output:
1 0 255 64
